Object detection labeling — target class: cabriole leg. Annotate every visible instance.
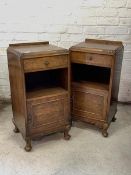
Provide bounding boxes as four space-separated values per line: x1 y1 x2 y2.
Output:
102 123 109 137
12 118 19 133
64 125 71 140
13 125 19 133
24 138 32 152
112 116 117 122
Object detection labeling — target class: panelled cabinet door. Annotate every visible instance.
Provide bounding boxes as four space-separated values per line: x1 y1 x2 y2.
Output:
72 89 108 121
27 94 69 136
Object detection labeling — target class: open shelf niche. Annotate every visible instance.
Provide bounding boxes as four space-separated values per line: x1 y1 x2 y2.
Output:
25 68 68 99
71 63 111 92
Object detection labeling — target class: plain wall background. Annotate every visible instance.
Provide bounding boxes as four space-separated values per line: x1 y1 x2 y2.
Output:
0 0 131 102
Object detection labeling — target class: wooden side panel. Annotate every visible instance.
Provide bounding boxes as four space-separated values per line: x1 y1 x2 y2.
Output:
7 51 27 138
112 47 124 101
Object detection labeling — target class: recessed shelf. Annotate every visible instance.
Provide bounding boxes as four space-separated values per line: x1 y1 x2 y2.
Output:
72 63 111 85
26 87 68 100
25 68 68 93
72 81 109 92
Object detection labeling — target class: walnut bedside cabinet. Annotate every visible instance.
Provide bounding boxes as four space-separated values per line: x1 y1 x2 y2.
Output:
70 39 124 137
7 41 71 151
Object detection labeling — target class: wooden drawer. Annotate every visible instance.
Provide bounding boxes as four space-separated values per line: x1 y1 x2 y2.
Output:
24 55 68 72
27 93 69 136
71 52 113 68
72 87 108 121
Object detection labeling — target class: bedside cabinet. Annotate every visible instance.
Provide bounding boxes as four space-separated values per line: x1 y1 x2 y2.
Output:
7 41 71 151
70 39 124 137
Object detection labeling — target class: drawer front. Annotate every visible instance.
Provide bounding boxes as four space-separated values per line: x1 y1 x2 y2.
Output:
72 89 108 121
24 55 68 72
71 52 113 68
27 94 69 136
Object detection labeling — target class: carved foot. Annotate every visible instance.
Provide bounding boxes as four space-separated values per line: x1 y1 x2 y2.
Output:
112 116 117 122
12 118 19 133
64 125 71 140
64 132 71 140
102 123 109 137
102 130 108 137
24 138 32 152
13 126 19 133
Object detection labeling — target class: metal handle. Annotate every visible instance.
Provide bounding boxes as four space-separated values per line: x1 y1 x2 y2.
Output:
28 114 32 124
44 60 49 66
89 56 93 61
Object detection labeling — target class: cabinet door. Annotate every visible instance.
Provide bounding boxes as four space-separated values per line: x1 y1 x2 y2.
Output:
72 90 108 121
27 94 69 137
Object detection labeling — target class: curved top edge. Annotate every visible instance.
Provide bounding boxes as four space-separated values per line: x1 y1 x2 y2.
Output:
9 41 49 47
85 38 123 46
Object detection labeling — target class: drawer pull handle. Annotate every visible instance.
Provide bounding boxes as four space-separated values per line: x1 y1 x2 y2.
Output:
89 56 93 61
44 61 49 66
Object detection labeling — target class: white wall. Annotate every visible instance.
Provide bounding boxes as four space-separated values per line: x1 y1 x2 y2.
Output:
0 0 131 102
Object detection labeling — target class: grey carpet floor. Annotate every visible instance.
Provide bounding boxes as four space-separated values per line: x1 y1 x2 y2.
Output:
0 104 131 175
